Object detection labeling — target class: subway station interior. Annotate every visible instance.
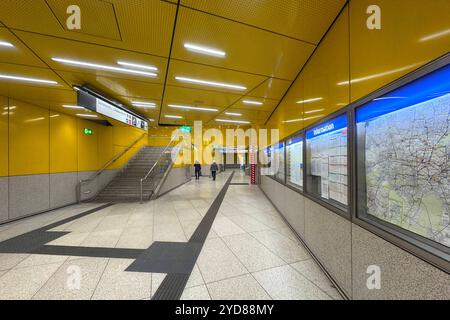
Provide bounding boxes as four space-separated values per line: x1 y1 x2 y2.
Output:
0 0 449 302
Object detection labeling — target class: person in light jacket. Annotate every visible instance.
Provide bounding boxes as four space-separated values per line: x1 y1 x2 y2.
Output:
210 161 219 181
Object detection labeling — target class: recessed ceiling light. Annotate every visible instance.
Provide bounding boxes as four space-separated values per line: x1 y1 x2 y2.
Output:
282 115 322 123
184 43 226 58
296 97 323 104
50 114 60 118
52 58 157 77
63 105 85 109
3 106 16 110
419 29 450 42
225 112 242 116
168 104 218 112
243 100 263 105
117 61 158 71
77 113 98 118
0 74 57 85
216 119 250 124
0 41 14 48
304 108 325 114
132 101 156 108
175 76 246 91
165 115 183 119
24 117 45 123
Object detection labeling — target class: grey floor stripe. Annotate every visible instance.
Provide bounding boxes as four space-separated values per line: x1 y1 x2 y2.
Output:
229 183 250 185
152 172 235 300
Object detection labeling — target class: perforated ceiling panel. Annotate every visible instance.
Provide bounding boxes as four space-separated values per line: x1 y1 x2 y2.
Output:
0 0 346 126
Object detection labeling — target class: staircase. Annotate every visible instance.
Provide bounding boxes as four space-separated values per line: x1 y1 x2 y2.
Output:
93 146 173 202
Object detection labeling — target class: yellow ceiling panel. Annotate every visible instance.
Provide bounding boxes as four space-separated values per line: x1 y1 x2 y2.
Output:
56 70 164 101
247 78 291 100
231 97 279 113
0 87 75 111
46 0 121 41
15 31 167 84
217 107 271 124
0 62 68 89
0 0 175 57
181 0 346 44
172 7 315 80
167 59 267 95
164 85 241 109
0 28 46 68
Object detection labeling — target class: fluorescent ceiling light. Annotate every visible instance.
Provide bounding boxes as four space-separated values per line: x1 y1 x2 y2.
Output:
184 43 226 58
132 101 156 108
243 100 263 105
77 113 98 118
419 29 450 42
52 58 157 77
175 76 246 91
296 97 323 104
50 114 60 118
0 74 57 85
0 41 14 48
25 117 45 123
282 115 322 123
63 105 85 109
216 119 250 124
4 106 16 110
225 112 242 116
165 115 183 119
168 104 218 112
304 108 325 114
117 61 158 71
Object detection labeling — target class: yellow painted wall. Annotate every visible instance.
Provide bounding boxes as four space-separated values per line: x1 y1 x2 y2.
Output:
266 0 450 140
2 96 148 176
0 96 8 177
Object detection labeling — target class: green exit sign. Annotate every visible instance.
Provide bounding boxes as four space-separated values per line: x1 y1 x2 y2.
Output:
84 128 93 135
180 126 192 133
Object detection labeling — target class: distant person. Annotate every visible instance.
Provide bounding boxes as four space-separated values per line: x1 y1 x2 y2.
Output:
210 161 219 181
194 160 201 180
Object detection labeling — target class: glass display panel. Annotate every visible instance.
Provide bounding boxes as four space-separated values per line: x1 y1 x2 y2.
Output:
274 142 285 182
306 114 348 207
286 135 304 189
356 62 450 249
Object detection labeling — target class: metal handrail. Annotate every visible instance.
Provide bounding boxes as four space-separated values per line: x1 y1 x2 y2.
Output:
77 133 146 202
139 136 179 203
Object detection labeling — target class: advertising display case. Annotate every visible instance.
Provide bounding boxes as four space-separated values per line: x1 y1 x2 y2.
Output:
286 135 304 190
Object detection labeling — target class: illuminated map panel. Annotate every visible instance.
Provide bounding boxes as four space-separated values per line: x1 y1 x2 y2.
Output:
306 115 348 207
356 63 450 248
286 135 303 189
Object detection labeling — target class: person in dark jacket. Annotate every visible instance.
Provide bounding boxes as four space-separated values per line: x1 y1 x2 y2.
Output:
210 161 218 181
194 160 201 180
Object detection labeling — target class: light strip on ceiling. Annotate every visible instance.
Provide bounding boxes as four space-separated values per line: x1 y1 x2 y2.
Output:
165 115 183 119
132 101 156 108
63 105 85 110
0 74 57 85
168 104 218 112
117 61 158 71
175 76 246 91
184 43 226 58
243 100 263 105
0 41 14 48
419 29 450 42
296 97 323 104
216 119 250 124
77 113 98 118
225 112 242 116
282 115 322 123
304 108 325 114
52 58 158 77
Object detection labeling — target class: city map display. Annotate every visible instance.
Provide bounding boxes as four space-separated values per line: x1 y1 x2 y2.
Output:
358 92 450 248
307 115 348 206
287 136 303 188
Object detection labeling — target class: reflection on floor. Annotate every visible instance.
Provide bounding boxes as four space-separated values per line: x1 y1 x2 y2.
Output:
0 170 342 300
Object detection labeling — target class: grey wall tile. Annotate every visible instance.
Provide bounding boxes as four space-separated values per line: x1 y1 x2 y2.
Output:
304 198 352 297
352 224 450 300
77 171 97 202
284 186 305 238
158 167 191 196
50 172 78 209
9 174 50 220
0 177 8 223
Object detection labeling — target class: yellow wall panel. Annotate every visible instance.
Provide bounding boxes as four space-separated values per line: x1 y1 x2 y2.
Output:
77 118 98 172
97 125 113 169
0 96 8 176
349 0 450 102
9 99 49 175
50 112 77 173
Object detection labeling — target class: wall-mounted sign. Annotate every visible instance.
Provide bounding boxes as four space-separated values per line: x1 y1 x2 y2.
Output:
84 128 93 135
179 126 192 133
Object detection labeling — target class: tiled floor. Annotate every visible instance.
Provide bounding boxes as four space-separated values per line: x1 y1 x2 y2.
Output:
0 170 342 300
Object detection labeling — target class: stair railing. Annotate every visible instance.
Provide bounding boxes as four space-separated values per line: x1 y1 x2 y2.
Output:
77 133 146 203
139 136 180 203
